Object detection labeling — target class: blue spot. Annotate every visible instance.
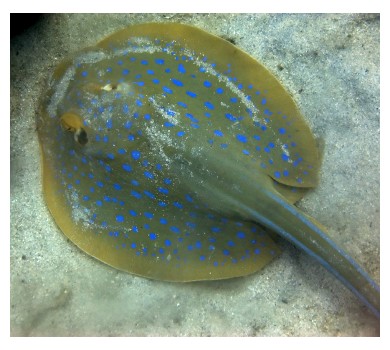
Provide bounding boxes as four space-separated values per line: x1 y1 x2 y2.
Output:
178 63 186 73
163 86 173 94
81 71 88 77
155 58 164 65
164 178 172 185
223 249 230 256
123 104 129 113
216 87 224 94
106 118 113 129
243 149 250 155
203 81 212 88
144 171 154 179
213 261 218 267
144 212 154 219
122 68 129 75
149 233 157 240
274 171 281 178
144 191 155 199
185 113 198 123
129 210 137 217
113 183 122 190
107 153 115 160
225 113 237 122
186 91 197 98
177 131 185 137
177 101 187 108
125 120 133 129
122 164 132 172
132 226 139 233
131 243 136 249
165 68 171 73
170 226 180 233
165 239 172 247
164 122 175 128
160 218 168 225
116 215 124 223
171 78 184 87
152 78 160 84
141 60 148 65
159 248 165 254
261 98 267 105
283 170 289 177
131 180 139 186
230 97 238 103
118 148 126 155
131 190 142 199
214 130 223 137
185 194 193 202
199 255 206 261
96 200 103 207
282 154 289 162
158 187 169 195
117 60 123 65
264 109 273 116
254 248 260 255
131 150 141 160
156 163 162 171
236 134 247 143
237 231 245 239
173 201 183 209
279 127 286 135
220 143 228 149
228 240 235 247
147 69 154 75
264 147 270 153
204 101 214 110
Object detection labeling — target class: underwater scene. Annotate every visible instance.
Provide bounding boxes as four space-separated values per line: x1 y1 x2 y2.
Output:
10 13 379 336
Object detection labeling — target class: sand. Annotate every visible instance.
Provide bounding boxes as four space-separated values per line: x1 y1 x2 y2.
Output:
10 13 379 336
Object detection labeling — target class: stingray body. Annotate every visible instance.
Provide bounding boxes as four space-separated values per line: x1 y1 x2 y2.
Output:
37 23 379 317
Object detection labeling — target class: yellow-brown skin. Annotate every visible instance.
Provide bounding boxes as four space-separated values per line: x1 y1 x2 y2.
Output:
37 23 379 317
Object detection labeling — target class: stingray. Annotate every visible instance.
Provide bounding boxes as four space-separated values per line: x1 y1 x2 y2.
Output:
36 23 379 317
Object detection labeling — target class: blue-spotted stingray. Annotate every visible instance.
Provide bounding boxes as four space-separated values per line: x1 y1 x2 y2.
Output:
37 23 379 317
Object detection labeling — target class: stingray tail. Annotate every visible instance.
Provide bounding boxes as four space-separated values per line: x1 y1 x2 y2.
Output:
244 187 380 318
258 190 380 318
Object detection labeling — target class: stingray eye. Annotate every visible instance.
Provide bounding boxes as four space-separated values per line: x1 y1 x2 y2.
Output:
74 128 88 145
60 112 87 145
